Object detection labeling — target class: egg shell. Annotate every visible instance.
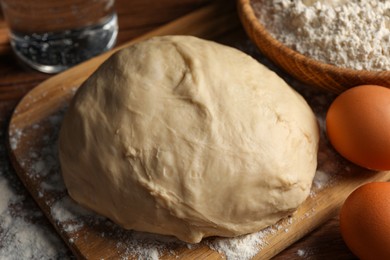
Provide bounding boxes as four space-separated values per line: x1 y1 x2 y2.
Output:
326 85 390 170
339 182 390 260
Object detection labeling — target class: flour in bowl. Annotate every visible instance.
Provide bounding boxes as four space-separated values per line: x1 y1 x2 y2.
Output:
253 0 390 71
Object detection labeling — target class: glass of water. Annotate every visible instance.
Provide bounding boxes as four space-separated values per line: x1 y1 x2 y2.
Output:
0 0 118 73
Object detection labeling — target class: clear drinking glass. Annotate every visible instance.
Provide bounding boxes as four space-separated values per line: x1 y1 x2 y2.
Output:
0 0 118 73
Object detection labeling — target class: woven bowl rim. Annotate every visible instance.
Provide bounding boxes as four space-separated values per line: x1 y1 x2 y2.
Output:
238 0 390 80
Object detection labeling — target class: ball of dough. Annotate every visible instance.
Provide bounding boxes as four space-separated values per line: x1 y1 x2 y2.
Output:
59 35 319 243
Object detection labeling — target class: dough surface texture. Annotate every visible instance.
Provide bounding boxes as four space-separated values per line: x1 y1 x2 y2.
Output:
59 35 319 243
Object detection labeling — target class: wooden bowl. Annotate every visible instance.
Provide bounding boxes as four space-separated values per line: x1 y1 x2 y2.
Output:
237 0 390 93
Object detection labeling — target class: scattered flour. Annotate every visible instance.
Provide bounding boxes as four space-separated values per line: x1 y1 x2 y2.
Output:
313 170 331 190
0 130 70 259
0 217 66 259
50 196 94 232
9 128 22 150
208 229 270 260
32 160 45 175
297 248 306 257
253 0 390 70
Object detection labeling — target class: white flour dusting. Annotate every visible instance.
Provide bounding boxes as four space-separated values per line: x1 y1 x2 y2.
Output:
208 228 271 259
313 170 331 190
50 196 94 233
9 128 22 150
297 248 306 257
0 130 70 259
253 0 390 71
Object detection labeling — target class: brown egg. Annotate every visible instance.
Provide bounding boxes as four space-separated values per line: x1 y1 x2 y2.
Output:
326 85 390 170
339 182 390 260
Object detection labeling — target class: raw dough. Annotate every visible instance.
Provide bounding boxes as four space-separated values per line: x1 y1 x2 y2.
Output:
59 36 319 243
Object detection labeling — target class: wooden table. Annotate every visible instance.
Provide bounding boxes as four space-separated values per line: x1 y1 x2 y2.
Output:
0 0 357 259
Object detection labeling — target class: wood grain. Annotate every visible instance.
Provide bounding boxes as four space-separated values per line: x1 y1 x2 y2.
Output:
4 1 385 259
237 0 390 93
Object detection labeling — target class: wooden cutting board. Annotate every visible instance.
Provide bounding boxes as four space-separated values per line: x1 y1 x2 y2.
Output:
7 1 390 259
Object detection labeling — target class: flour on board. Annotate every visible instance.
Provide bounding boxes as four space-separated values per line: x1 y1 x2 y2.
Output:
0 131 69 259
5 43 344 260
